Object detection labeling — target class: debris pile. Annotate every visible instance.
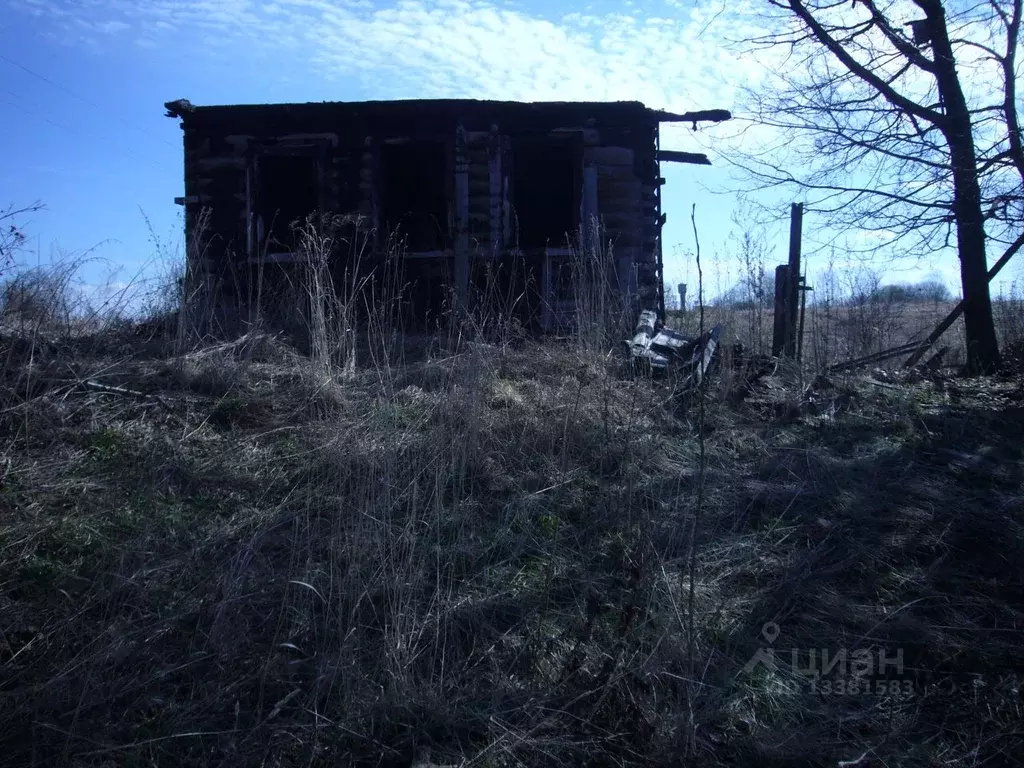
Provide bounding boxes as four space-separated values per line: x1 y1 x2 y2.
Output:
625 309 721 387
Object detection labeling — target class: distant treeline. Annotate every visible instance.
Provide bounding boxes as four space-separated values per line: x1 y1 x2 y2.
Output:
710 273 953 310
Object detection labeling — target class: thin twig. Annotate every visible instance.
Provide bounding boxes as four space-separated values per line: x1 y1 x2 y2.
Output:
685 203 707 757
79 730 241 756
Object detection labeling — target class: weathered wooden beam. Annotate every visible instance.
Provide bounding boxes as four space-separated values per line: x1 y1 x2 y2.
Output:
652 109 732 124
402 250 455 259
164 98 195 118
488 130 502 254
582 163 598 252
455 152 470 310
656 150 712 166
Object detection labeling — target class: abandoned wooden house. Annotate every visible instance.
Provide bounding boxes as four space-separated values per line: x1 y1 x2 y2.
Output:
165 98 729 332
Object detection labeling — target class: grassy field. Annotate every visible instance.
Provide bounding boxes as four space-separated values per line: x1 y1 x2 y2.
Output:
2 291 1024 766
671 300 967 369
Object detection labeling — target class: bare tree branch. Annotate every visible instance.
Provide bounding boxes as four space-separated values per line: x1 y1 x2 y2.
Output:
775 0 946 123
725 0 1023 371
1 201 44 276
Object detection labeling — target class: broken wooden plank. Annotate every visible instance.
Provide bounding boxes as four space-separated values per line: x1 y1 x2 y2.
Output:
685 324 721 388
625 309 665 368
625 309 723 386
652 108 732 124
656 150 712 166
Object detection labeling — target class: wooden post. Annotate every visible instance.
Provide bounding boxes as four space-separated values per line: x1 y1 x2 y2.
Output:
797 276 809 364
541 250 553 332
580 162 599 328
454 129 470 314
488 127 502 255
772 203 804 357
785 203 803 357
772 264 791 356
678 283 687 313
582 163 598 254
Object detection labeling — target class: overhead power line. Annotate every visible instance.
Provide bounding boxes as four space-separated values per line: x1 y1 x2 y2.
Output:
1 90 170 172
0 52 177 149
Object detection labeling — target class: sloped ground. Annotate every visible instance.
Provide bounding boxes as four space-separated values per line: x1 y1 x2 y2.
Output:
1 327 1022 767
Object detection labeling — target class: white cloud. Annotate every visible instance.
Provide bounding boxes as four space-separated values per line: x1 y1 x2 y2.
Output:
8 0 766 274
95 19 129 33
10 0 763 123
12 0 1018 297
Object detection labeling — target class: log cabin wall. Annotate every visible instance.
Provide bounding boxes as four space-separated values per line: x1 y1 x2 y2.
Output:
166 98 727 332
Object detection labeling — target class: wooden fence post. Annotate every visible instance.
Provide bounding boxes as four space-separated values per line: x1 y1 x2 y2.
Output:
772 264 791 357
772 203 804 357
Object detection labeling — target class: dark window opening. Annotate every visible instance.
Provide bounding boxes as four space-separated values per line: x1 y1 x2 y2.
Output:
380 142 449 252
512 138 582 247
258 154 319 253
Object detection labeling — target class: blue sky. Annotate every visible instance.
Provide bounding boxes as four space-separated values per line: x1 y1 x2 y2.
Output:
0 0 1008 305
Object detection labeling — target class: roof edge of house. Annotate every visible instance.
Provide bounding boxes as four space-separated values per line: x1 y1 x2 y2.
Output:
163 97 731 125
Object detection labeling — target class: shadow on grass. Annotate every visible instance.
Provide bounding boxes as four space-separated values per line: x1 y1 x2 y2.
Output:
693 387 1024 766
4 327 1022 768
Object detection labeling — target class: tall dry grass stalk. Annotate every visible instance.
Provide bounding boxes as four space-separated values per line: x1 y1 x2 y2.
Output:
362 231 408 393
995 280 1024 351
568 219 633 360
683 203 709 757
466 255 529 358
293 214 374 378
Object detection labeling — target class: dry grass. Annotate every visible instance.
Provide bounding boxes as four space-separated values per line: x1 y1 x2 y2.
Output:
672 299 995 371
2 313 1023 766
2 242 1023 767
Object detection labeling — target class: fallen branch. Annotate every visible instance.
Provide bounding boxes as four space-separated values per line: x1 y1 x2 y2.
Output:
46 378 180 416
82 379 171 408
827 341 921 374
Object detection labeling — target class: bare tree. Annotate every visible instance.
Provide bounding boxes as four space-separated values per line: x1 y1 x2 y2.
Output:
731 0 1024 372
1 201 43 277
